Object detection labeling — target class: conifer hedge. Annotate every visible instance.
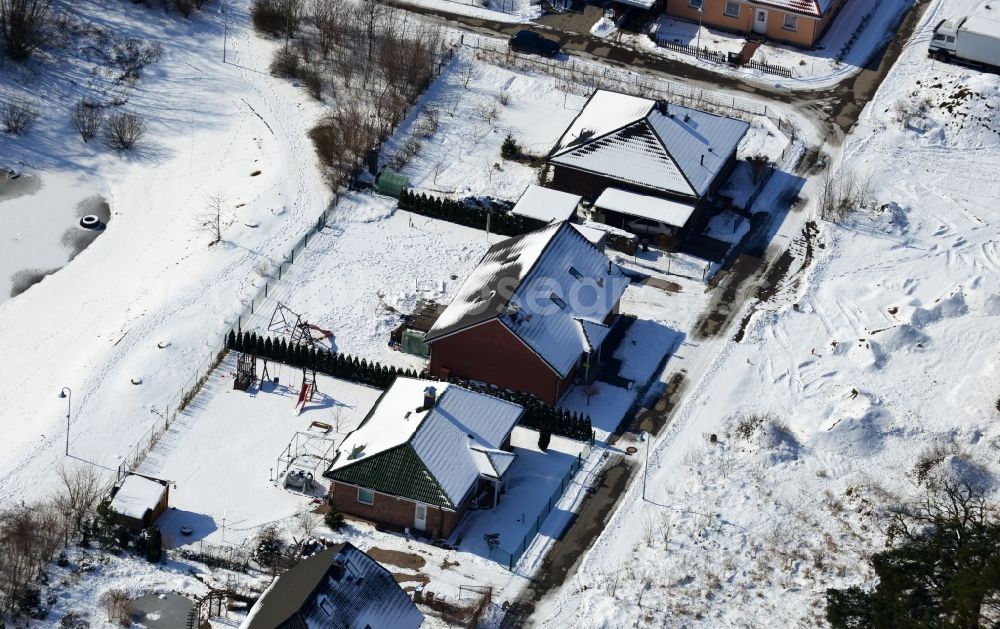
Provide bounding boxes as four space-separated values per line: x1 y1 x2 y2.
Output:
227 330 592 440
397 189 547 237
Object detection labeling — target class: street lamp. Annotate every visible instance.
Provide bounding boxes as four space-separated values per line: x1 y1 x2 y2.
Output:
59 387 71 456
696 2 704 60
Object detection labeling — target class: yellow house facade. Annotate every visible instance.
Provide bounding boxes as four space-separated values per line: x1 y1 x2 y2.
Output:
665 0 847 48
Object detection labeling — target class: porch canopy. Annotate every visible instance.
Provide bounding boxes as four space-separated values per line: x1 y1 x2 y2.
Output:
594 187 696 228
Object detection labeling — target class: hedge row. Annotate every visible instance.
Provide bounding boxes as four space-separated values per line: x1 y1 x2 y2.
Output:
227 330 592 440
397 189 545 237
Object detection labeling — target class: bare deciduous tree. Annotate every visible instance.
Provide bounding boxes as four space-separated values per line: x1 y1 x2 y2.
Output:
1 96 37 135
0 0 50 61
0 499 63 613
54 463 106 537
197 194 226 246
72 99 104 142
103 111 145 151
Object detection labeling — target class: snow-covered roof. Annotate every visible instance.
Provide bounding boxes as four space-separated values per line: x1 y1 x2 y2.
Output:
595 187 697 228
327 378 523 509
511 185 581 223
963 15 1000 37
109 475 166 520
549 90 750 199
612 0 657 10
751 0 832 18
424 222 630 377
243 543 423 629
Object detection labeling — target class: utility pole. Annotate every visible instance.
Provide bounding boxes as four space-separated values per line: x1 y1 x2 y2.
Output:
60 387 72 456
641 431 650 501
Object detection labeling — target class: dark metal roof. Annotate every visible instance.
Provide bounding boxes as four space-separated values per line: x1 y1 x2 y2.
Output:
244 543 423 629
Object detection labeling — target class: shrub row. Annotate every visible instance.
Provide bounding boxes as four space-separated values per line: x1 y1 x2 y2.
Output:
397 189 545 237
227 330 592 440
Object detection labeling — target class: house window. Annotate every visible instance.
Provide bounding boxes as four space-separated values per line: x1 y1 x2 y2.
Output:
550 293 566 309
783 14 798 31
688 0 702 7
724 1 740 17
568 266 583 280
357 487 374 505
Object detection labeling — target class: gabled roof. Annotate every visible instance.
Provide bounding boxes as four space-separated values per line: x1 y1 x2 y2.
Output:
548 90 750 199
424 222 630 378
325 378 523 509
242 543 423 629
510 185 581 223
750 0 833 18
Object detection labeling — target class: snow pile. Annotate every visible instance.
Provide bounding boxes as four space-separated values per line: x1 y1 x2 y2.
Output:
590 17 617 39
892 71 1000 148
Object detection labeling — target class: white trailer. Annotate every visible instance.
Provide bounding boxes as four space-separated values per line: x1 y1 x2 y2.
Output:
929 15 1000 71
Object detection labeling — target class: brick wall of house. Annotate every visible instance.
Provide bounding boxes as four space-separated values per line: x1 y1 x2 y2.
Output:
330 481 470 539
428 319 572 404
549 165 701 207
663 0 848 48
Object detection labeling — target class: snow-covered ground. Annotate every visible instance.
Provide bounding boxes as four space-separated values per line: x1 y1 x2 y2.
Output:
0 0 333 503
394 0 540 23
630 0 915 88
534 0 1000 624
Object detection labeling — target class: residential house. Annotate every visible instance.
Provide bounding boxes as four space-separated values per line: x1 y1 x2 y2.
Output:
242 542 423 629
666 0 846 48
546 90 750 235
423 221 630 404
108 473 170 532
324 378 524 539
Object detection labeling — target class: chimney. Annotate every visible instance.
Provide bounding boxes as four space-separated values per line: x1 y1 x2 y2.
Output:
655 100 669 116
422 386 437 411
700 154 704 166
331 557 346 581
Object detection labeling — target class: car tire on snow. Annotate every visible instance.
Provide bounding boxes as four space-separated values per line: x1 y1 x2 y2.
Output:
79 214 102 230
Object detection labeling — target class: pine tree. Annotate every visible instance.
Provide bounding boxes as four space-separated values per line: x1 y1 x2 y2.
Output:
145 527 163 563
241 331 252 353
263 336 274 361
227 330 237 350
278 338 289 363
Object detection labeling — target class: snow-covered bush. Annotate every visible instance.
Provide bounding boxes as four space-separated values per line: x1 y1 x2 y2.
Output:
0 0 51 61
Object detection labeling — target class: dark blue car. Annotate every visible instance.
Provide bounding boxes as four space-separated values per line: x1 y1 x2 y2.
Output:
508 30 561 56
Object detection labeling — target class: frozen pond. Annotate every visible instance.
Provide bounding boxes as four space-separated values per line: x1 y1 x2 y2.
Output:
0 170 109 302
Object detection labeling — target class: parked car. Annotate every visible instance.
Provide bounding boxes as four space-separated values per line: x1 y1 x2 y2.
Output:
625 217 677 238
508 30 561 56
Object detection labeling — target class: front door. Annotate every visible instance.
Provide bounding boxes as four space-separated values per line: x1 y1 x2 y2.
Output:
753 9 768 34
414 503 427 531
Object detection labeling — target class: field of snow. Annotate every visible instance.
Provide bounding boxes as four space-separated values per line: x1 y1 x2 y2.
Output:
633 0 914 88
384 51 588 200
534 0 1000 624
0 0 338 507
241 195 493 370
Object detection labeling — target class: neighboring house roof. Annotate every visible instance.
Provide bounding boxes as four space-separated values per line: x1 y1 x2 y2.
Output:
750 0 833 18
325 378 524 510
109 474 166 520
242 543 423 629
510 185 582 223
595 187 697 228
424 221 630 378
548 90 750 199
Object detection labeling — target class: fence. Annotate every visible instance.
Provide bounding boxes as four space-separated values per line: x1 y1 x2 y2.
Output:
491 440 594 571
655 37 728 65
739 57 793 79
460 34 783 127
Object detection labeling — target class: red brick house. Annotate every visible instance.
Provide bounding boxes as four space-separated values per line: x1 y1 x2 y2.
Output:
323 378 524 539
547 90 749 235
423 221 630 404
665 0 847 48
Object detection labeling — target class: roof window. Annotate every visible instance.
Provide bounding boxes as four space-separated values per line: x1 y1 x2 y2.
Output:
550 293 567 309
568 266 584 280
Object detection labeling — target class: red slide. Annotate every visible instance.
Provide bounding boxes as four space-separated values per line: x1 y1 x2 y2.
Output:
295 383 311 415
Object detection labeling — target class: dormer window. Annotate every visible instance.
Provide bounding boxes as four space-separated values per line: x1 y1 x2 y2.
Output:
568 266 583 280
550 293 566 309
